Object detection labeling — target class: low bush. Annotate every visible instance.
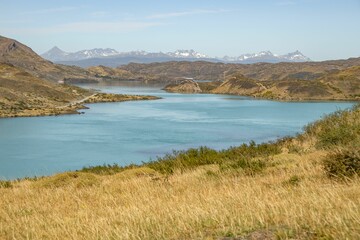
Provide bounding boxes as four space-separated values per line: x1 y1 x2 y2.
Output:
323 148 360 178
80 163 138 175
79 142 281 176
146 147 220 175
147 141 281 175
0 180 12 188
304 104 360 149
282 175 302 186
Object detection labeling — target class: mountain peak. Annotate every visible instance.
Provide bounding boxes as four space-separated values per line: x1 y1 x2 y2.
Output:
47 46 66 54
41 46 69 61
281 50 311 62
51 46 62 51
168 49 208 58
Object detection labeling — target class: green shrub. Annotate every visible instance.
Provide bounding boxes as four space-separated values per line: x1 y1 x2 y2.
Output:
220 158 267 176
79 142 281 176
147 142 280 175
323 148 360 178
0 180 12 188
304 105 360 149
80 163 138 175
146 147 220 175
283 175 301 186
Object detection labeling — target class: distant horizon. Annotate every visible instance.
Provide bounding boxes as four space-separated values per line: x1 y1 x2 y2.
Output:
1 0 360 61
36 44 356 62
40 45 308 58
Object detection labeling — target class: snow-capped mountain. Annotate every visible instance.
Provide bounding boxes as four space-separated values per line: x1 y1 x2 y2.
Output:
41 47 311 67
72 48 119 60
222 50 310 63
41 47 119 62
42 47 210 62
167 49 209 59
280 50 311 62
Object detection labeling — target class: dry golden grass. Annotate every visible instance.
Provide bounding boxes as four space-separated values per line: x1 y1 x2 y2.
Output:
1 151 359 239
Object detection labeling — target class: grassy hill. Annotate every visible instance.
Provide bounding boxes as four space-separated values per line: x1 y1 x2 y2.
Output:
1 105 359 239
0 63 95 117
210 73 355 101
0 36 99 83
118 58 360 82
87 65 135 80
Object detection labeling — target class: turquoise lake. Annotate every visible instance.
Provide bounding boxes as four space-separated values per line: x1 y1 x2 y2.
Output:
0 82 354 179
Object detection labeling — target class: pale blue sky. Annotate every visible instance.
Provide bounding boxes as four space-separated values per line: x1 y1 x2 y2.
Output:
1 0 359 60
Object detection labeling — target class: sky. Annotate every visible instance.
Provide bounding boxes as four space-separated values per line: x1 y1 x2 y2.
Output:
0 0 359 61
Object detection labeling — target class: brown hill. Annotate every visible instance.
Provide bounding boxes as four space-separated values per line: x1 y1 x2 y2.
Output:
0 36 96 83
0 63 93 117
134 59 360 100
87 65 134 80
118 58 360 83
164 79 202 93
119 61 236 81
317 66 360 98
211 74 265 96
210 71 358 100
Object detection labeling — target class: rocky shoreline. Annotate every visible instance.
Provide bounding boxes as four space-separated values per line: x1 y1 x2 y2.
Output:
0 93 160 118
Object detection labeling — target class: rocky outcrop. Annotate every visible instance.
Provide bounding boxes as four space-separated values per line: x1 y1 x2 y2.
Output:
211 74 266 95
164 79 202 93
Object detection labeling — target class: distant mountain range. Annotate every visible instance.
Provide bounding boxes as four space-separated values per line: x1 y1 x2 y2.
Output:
222 50 310 63
41 46 119 62
41 47 311 68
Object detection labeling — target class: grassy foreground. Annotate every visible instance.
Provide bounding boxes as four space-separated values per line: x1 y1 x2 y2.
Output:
1 106 359 239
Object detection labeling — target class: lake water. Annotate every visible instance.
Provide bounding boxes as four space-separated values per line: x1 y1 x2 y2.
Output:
0 81 354 179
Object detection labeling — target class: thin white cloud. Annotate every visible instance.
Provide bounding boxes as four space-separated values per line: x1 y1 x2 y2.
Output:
2 21 164 35
147 9 230 19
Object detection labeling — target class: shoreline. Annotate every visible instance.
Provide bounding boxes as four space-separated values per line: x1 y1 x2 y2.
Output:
164 88 360 102
163 78 360 102
0 93 160 119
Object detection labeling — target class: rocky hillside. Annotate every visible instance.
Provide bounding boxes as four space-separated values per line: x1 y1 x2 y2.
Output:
144 59 360 100
118 58 360 83
0 63 93 117
163 79 202 93
87 65 135 80
211 74 338 100
0 36 96 83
